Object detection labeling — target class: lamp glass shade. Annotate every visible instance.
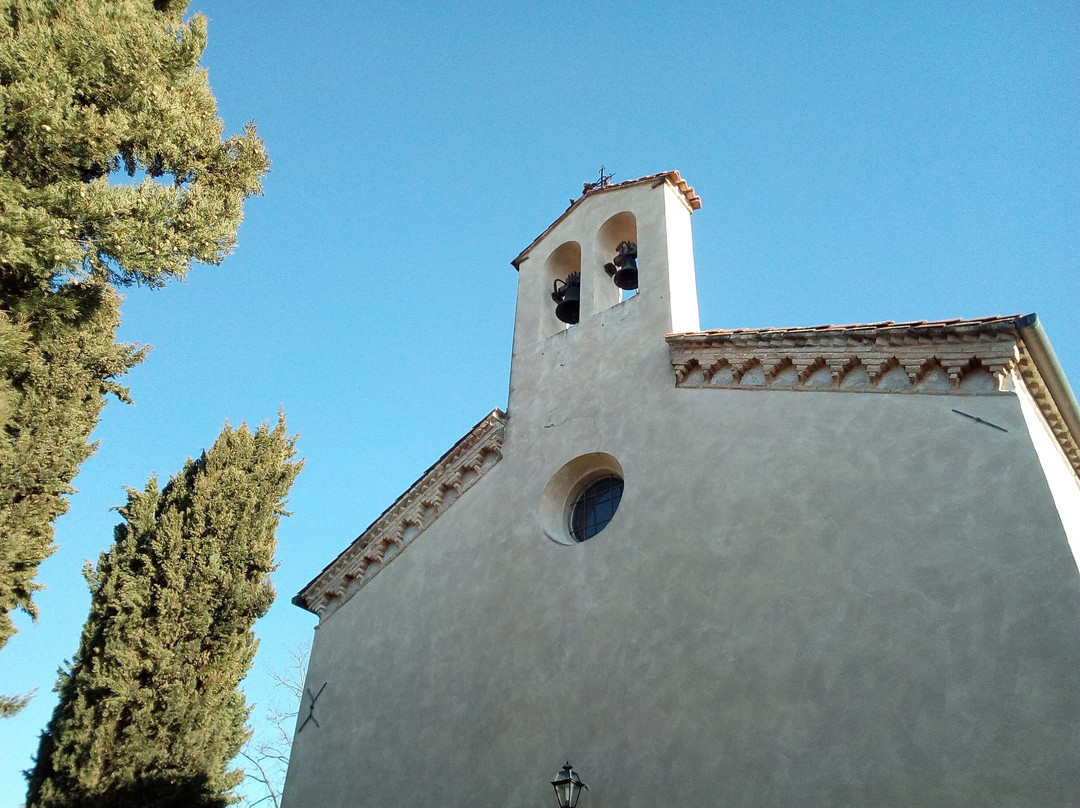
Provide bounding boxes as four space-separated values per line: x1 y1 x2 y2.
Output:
551 763 586 808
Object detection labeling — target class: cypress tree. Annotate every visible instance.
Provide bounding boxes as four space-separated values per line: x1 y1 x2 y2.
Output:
26 417 301 808
0 0 269 671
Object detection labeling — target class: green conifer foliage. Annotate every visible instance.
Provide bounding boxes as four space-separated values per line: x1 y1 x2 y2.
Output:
0 0 269 667
26 417 301 808
0 286 144 675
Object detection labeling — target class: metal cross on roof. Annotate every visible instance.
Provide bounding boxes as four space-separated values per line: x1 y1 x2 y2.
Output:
583 165 614 193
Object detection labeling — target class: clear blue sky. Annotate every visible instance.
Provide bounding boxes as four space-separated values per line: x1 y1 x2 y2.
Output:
2 1 1077 803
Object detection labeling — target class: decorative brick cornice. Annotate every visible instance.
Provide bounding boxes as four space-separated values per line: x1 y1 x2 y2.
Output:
667 317 1021 395
668 315 1080 479
295 409 507 618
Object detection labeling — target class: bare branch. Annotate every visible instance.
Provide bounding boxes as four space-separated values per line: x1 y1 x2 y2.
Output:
237 642 310 806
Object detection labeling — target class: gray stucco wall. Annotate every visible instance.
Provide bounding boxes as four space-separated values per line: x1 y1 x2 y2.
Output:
283 182 1080 807
283 384 1080 808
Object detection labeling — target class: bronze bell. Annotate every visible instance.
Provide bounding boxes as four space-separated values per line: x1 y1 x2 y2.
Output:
551 271 581 324
611 241 638 290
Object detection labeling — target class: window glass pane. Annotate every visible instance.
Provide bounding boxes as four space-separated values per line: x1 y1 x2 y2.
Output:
570 476 624 542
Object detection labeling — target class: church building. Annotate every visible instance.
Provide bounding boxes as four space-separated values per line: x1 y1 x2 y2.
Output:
282 172 1080 807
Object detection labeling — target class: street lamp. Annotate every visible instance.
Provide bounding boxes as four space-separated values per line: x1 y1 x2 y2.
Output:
551 762 588 808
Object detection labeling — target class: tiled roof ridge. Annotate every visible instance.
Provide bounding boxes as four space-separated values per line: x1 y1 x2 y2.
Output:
668 314 1024 342
579 170 701 210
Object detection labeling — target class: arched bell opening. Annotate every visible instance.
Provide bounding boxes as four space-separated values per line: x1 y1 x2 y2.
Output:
595 211 638 304
544 240 582 334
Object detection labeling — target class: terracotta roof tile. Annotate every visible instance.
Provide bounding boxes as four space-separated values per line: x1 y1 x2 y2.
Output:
667 314 1024 342
582 170 701 210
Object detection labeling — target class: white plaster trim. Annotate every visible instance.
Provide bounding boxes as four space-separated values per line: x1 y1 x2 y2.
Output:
296 409 507 619
1013 369 1080 570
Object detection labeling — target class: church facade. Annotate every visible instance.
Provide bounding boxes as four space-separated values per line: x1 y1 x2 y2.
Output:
283 173 1080 807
